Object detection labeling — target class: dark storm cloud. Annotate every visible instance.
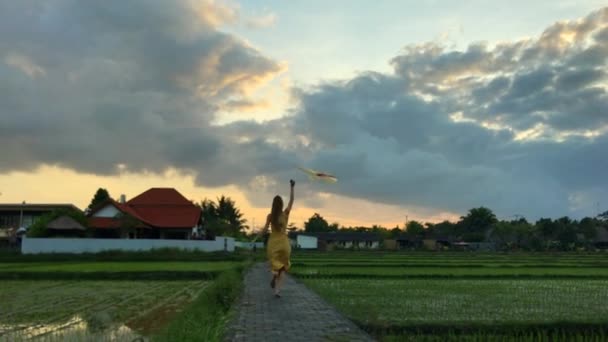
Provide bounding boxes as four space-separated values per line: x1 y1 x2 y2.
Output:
0 0 284 186
1 2 607 221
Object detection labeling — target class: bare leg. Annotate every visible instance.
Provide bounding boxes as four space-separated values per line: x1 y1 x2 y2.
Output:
274 267 286 297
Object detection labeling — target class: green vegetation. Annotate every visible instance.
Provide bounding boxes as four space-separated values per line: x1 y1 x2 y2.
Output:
0 261 241 280
200 196 249 239
0 247 246 262
87 187 111 212
26 207 89 238
0 280 210 341
297 206 608 252
293 251 608 341
0 250 250 341
153 267 245 342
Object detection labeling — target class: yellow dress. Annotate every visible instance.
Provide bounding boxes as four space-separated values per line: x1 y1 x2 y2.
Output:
267 211 291 274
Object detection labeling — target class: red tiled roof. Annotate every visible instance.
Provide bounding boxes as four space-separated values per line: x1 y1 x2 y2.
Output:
88 188 200 229
128 188 194 206
130 206 201 228
127 188 200 229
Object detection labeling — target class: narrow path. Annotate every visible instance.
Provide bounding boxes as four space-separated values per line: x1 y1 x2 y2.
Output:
224 262 376 342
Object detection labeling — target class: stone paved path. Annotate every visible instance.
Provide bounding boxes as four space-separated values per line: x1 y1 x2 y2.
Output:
224 262 376 342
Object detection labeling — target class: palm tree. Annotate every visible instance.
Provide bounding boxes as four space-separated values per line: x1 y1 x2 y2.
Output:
200 196 247 238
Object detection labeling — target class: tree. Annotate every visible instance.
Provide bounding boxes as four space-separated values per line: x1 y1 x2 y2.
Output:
458 207 498 242
27 208 88 238
304 213 330 233
555 216 578 250
405 220 425 239
200 199 218 223
216 196 248 234
597 210 608 222
389 226 402 239
489 221 515 249
328 222 340 232
199 196 247 238
578 217 598 243
87 188 111 212
426 220 457 240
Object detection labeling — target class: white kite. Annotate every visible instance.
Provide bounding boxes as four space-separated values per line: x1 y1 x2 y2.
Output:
297 167 338 183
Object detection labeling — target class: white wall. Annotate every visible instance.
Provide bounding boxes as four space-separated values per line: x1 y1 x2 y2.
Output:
94 205 121 218
297 235 318 249
21 236 235 254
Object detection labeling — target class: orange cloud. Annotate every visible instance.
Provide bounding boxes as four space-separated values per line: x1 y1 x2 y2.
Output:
0 165 456 231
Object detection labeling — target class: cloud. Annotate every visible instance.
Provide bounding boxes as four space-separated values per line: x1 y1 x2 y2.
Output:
245 12 277 29
0 0 285 179
280 6 608 220
1 3 607 222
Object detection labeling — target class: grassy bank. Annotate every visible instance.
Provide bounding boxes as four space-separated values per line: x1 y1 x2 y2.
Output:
153 266 246 342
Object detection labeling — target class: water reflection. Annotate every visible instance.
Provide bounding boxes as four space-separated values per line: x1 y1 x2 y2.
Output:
0 315 146 341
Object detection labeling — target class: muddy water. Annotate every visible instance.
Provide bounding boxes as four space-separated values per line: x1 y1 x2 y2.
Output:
0 314 146 342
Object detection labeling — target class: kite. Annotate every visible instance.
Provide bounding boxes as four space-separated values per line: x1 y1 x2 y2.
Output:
297 167 338 183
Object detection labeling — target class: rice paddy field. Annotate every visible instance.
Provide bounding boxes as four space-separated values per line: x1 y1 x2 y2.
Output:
0 280 208 341
292 251 608 341
0 254 246 342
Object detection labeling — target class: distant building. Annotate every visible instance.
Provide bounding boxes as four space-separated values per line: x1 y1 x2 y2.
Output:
296 235 318 249
291 232 382 250
0 203 81 246
87 188 202 240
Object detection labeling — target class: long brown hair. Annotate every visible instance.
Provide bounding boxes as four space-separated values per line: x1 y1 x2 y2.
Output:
270 195 283 227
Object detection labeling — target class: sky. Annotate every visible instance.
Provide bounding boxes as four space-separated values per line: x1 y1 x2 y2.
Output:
0 1 607 230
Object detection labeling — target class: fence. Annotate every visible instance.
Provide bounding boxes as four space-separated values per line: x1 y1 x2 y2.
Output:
21 236 235 254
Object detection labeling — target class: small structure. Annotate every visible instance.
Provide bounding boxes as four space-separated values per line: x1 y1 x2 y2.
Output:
422 236 452 251
305 232 382 250
0 203 81 245
394 234 423 250
45 215 87 237
296 235 318 249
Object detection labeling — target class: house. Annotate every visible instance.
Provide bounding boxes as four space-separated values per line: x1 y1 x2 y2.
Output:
45 215 88 237
0 203 81 246
87 188 202 240
301 232 383 250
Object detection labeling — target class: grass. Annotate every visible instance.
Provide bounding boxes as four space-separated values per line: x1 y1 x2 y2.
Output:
0 280 210 341
0 247 247 262
152 267 245 342
301 279 608 325
0 261 239 272
0 261 244 280
292 266 608 278
292 251 608 341
0 251 251 341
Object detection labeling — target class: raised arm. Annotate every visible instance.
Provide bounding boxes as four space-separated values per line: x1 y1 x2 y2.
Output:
285 179 295 214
